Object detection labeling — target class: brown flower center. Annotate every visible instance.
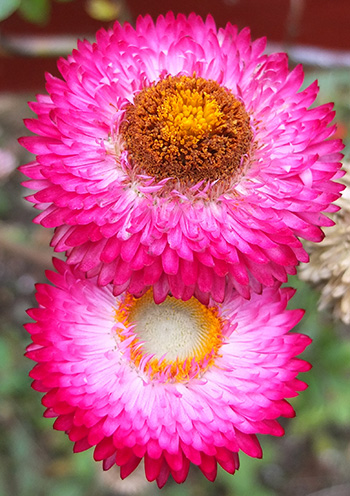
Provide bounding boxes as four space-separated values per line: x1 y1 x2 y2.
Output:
120 75 252 183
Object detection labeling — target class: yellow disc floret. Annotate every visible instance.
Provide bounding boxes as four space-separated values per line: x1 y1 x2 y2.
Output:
158 85 225 144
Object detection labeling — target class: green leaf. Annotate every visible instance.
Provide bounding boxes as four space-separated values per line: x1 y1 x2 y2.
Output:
18 0 50 24
0 0 21 20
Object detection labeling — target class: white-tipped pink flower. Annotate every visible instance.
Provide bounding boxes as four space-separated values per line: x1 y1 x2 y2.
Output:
26 258 311 487
20 13 343 302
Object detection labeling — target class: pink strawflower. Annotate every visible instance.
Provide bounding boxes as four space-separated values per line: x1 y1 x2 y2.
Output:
20 13 343 302
26 258 311 487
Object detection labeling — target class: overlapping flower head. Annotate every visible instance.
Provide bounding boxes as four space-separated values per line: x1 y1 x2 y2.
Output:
26 259 311 487
20 12 344 303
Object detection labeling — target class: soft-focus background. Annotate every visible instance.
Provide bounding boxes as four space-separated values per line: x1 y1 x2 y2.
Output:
1 1 350 495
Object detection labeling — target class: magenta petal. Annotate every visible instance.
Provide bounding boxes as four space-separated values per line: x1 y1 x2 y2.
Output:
144 453 164 481
162 245 179 275
94 437 116 461
119 455 142 479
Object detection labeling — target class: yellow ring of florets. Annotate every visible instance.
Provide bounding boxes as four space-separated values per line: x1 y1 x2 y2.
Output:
114 291 224 383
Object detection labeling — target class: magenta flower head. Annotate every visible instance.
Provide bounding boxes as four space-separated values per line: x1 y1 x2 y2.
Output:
20 13 344 302
26 258 311 487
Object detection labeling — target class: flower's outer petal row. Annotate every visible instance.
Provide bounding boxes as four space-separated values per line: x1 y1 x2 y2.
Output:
299 161 350 324
26 259 311 487
19 13 344 300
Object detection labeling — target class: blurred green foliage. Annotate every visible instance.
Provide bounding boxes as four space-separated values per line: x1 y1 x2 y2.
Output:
0 0 73 24
304 68 350 151
0 0 121 24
